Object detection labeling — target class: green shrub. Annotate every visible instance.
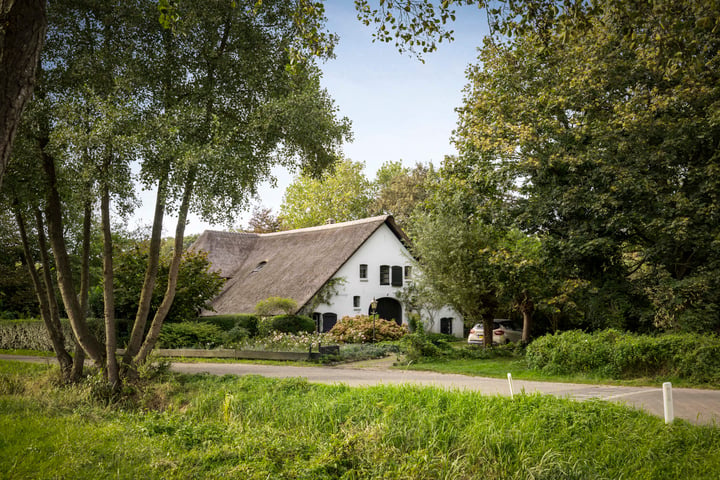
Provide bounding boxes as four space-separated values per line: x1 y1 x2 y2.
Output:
400 333 441 361
269 315 315 335
0 318 118 351
526 329 720 383
336 343 400 362
255 297 298 316
328 315 408 343
222 326 250 345
158 322 224 349
202 314 258 336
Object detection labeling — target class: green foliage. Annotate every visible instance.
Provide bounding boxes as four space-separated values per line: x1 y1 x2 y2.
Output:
280 159 374 229
98 244 225 323
0 212 38 319
328 315 408 344
157 322 224 349
202 314 259 337
373 161 435 229
452 0 720 331
254 297 298 317
0 318 121 351
526 330 720 384
3 369 720 479
269 315 315 335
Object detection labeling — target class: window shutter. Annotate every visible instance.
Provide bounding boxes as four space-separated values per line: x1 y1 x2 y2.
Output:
391 266 403 287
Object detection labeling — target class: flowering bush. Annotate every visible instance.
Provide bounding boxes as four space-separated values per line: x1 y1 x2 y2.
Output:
328 315 408 344
231 331 329 352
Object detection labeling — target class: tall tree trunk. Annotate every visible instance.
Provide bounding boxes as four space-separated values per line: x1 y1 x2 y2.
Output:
13 204 73 378
482 313 495 349
101 178 119 388
0 0 46 188
135 167 197 365
122 173 168 368
79 197 92 316
41 144 104 364
519 290 534 344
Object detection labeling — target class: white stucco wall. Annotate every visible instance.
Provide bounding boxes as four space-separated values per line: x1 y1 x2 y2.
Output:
310 223 464 337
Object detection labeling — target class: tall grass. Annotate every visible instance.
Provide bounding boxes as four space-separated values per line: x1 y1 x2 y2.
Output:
1 359 719 479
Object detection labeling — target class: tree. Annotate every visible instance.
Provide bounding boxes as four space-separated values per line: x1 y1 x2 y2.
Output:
0 0 46 188
0 210 38 318
246 205 282 233
280 159 372 229
93 242 224 324
409 169 503 346
453 0 720 331
6 0 350 386
373 161 434 229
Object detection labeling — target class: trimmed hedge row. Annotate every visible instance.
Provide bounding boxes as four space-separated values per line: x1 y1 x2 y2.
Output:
0 319 115 352
526 329 720 384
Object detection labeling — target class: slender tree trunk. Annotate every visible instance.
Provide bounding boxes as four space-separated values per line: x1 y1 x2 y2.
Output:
101 178 119 388
41 143 104 364
482 313 495 349
520 291 534 344
39 208 85 381
79 197 92 316
13 204 73 378
70 346 85 382
0 0 47 188
122 173 168 369
135 167 197 365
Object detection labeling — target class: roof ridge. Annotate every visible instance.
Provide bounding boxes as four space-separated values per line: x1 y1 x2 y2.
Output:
258 215 390 237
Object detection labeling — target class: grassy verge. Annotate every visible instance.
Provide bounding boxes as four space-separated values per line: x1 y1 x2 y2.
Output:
1 359 719 479
0 349 55 357
400 356 709 388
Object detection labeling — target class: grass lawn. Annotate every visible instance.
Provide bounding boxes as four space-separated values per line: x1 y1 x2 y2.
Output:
399 356 696 387
2 359 720 479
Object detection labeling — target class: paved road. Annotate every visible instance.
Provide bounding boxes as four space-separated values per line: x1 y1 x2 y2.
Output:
3 354 718 426
168 358 720 426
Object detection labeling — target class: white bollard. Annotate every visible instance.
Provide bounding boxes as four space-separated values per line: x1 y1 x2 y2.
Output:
663 382 674 424
507 373 514 400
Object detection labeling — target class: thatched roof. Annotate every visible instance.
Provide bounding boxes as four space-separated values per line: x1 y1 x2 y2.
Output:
191 215 409 315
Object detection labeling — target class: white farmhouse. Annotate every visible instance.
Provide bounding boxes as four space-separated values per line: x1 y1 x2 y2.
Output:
192 215 463 337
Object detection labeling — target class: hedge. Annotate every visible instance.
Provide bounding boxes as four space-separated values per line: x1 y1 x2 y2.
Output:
201 314 259 336
0 318 132 351
526 329 720 384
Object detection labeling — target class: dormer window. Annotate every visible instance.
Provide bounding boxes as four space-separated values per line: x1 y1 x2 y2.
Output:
251 261 267 273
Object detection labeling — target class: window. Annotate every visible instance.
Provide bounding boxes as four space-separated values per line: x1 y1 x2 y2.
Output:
380 265 390 285
359 264 368 281
353 296 361 308
251 261 267 273
391 266 403 287
440 317 453 335
404 265 412 279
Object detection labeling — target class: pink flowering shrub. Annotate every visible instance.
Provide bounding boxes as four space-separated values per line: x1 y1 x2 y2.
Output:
328 315 407 344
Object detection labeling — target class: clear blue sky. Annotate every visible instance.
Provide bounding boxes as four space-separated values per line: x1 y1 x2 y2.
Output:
132 3 488 235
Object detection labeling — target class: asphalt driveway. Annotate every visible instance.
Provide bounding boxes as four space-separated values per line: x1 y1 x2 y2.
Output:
3 354 718 425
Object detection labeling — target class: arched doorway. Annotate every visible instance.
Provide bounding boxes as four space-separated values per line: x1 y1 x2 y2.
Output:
369 297 402 325
322 312 337 332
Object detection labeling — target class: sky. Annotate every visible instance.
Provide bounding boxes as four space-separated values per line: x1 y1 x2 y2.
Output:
130 3 489 236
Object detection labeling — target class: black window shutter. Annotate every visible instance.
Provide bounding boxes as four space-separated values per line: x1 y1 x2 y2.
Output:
391 266 403 287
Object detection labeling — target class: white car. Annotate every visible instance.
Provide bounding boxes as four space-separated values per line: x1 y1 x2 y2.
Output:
467 320 523 345
496 320 523 344
467 322 504 345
